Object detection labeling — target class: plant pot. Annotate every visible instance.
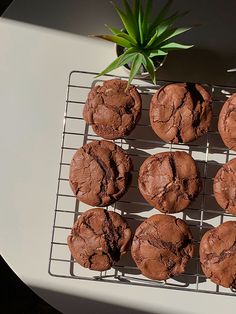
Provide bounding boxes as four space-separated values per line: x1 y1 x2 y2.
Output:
116 44 167 80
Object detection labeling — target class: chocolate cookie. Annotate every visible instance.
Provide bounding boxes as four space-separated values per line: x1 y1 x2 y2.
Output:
218 93 236 151
200 221 236 289
214 158 236 216
138 151 201 213
83 79 142 140
150 83 212 143
67 208 131 271
69 140 132 206
131 214 194 280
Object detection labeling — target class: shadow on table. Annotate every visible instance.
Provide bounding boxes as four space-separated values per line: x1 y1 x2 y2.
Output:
3 0 236 86
115 147 153 214
0 0 13 15
1 255 61 314
33 286 176 314
157 48 236 86
2 254 183 314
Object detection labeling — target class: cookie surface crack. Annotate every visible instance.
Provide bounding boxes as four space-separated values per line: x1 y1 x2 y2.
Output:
103 210 122 262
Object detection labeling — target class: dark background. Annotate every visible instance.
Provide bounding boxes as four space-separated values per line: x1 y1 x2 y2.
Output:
1 255 61 313
0 0 12 14
2 0 236 86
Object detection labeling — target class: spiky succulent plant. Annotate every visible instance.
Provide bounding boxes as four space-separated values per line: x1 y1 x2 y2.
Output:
96 0 193 85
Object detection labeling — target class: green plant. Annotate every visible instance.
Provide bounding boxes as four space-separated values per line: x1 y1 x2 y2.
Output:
95 0 193 85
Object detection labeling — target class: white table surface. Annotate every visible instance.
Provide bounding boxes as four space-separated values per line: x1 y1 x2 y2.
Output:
1 1 236 313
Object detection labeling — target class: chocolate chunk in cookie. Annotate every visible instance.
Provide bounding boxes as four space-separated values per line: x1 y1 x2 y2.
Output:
150 83 212 143
68 208 131 271
83 79 142 140
138 151 201 213
218 93 236 151
200 221 236 289
131 214 194 280
214 158 236 216
69 140 132 206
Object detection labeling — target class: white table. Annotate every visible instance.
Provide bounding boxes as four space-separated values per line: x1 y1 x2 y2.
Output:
1 1 236 313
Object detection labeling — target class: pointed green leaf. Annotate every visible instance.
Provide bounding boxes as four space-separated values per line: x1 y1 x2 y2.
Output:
148 19 169 40
148 25 192 49
142 54 156 84
105 24 121 35
105 24 138 45
156 23 170 36
122 0 139 35
96 58 122 78
138 1 144 44
161 42 193 51
145 29 158 48
148 50 168 58
162 27 192 42
96 50 137 77
95 35 132 48
142 0 152 41
117 32 138 45
145 23 169 49
128 53 143 85
149 10 188 38
112 2 138 41
133 0 141 18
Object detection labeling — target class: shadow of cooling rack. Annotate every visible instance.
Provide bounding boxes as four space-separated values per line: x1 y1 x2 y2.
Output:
48 70 236 297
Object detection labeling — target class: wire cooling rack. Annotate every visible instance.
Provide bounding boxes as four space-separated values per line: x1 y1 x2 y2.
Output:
48 70 236 296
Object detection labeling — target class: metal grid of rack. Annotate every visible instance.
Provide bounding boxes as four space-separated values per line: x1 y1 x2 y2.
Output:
48 70 236 296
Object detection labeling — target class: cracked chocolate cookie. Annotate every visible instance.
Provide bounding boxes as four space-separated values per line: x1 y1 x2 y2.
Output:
149 83 212 143
131 214 194 280
218 93 236 151
67 208 131 271
83 79 142 140
69 140 132 206
200 221 236 289
214 158 236 216
138 151 201 213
